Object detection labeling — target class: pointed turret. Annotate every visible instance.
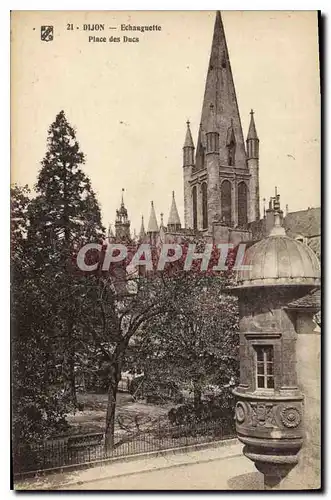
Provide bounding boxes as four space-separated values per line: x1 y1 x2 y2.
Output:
147 201 159 234
197 11 246 167
246 110 260 222
167 191 182 232
183 120 195 167
183 120 194 148
246 109 259 159
115 188 131 240
247 109 258 141
138 215 146 241
183 120 195 229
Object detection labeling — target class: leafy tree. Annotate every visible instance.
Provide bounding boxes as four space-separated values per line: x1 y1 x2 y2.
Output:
79 268 175 451
131 264 239 414
84 236 239 450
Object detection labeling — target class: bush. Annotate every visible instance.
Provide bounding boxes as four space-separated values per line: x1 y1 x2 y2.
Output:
128 375 145 399
168 392 236 427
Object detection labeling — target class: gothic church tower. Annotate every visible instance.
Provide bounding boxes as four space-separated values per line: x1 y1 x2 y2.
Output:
183 11 260 238
115 189 131 241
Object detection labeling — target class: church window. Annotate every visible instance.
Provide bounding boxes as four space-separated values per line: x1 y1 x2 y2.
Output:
221 180 232 226
202 182 208 229
195 143 205 172
238 182 248 227
192 186 197 230
255 346 274 389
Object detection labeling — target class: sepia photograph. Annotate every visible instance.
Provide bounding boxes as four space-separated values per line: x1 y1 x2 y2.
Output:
10 10 321 491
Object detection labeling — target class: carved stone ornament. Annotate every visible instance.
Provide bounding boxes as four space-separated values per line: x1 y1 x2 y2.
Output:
251 402 276 428
235 402 246 423
280 406 301 428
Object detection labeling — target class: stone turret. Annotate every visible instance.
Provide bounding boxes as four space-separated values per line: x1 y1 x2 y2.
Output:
167 191 181 232
147 201 158 244
183 120 195 229
114 189 130 241
231 199 320 489
247 109 260 222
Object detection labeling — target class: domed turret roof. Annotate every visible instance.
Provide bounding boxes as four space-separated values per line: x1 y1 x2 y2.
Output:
237 233 320 288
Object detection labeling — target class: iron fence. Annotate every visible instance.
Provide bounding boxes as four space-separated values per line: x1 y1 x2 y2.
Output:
13 419 236 475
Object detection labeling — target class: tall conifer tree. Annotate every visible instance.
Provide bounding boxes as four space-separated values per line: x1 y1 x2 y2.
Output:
27 111 105 407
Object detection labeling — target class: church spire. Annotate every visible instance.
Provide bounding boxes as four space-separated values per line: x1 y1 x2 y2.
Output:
167 191 181 231
147 201 159 234
198 11 246 167
138 215 146 241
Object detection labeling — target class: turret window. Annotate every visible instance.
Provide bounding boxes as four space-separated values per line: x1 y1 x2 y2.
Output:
192 186 198 230
221 180 232 226
255 346 274 389
238 182 248 227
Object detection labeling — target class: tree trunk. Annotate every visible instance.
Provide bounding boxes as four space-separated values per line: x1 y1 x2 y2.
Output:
67 319 77 408
104 364 120 453
69 353 77 408
193 383 202 411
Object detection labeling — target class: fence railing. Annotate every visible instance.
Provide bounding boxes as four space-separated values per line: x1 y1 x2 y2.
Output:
13 419 236 475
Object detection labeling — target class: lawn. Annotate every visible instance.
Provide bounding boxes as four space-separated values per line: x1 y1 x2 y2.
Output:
66 392 175 437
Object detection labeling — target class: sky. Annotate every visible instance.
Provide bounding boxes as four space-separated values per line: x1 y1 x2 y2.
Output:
11 10 320 235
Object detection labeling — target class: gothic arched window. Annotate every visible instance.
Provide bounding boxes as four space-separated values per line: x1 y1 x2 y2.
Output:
221 180 232 226
192 186 197 230
238 182 248 227
201 182 208 229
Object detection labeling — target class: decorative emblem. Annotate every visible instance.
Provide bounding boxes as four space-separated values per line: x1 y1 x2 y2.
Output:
280 406 301 428
235 402 246 423
251 402 276 428
41 26 54 42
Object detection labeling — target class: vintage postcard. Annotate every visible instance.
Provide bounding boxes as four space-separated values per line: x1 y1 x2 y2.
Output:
11 10 321 491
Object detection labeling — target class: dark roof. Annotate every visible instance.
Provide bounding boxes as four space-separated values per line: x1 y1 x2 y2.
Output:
287 288 321 311
284 207 321 238
307 237 321 259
